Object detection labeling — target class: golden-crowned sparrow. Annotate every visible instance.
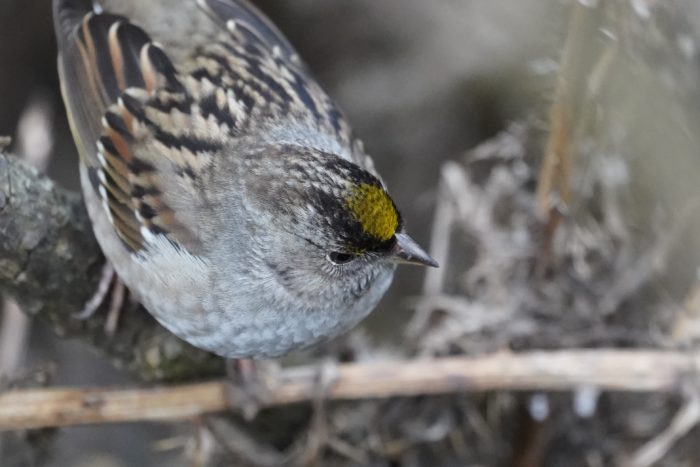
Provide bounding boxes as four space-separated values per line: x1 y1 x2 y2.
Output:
53 0 437 358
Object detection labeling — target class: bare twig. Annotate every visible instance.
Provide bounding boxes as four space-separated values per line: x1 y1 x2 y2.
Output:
15 92 54 173
407 162 458 338
0 302 29 381
536 3 593 216
624 390 700 467
205 416 287 467
672 280 700 342
535 3 604 273
0 349 698 432
601 198 700 315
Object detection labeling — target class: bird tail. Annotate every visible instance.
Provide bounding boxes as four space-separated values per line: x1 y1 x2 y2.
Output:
52 0 94 50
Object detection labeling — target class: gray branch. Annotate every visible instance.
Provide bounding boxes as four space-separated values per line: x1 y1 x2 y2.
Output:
0 151 223 381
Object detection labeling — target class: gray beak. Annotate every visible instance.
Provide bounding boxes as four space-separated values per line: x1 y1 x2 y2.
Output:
389 233 439 267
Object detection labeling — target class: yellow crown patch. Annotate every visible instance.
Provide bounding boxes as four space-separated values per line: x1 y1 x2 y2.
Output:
346 183 398 242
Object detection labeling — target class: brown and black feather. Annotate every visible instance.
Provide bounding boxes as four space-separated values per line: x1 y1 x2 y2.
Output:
54 0 363 254
54 0 196 252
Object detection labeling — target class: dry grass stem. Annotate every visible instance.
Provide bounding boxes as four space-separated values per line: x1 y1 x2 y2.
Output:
1 349 699 432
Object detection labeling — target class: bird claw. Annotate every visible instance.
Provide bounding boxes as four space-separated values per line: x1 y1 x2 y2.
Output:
74 262 128 336
103 280 126 336
74 263 115 320
224 358 278 420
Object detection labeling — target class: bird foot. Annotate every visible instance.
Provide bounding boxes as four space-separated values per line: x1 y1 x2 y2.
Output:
74 262 128 336
225 358 278 420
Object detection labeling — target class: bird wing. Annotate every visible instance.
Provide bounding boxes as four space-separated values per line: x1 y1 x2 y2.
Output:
195 0 301 69
191 0 364 163
54 0 371 254
54 0 221 254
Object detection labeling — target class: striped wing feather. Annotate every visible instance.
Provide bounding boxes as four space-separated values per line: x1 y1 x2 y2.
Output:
54 0 364 253
55 1 212 253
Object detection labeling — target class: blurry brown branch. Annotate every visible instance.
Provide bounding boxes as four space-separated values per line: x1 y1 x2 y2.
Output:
1 349 699 431
536 3 594 216
535 3 608 273
0 151 222 382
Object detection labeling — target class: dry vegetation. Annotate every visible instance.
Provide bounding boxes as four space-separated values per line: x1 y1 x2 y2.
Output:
3 1 700 466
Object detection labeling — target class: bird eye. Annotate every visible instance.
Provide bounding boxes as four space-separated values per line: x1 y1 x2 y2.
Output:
327 251 356 265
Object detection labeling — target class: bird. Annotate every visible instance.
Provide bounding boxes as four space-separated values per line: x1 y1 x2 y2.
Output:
53 0 437 359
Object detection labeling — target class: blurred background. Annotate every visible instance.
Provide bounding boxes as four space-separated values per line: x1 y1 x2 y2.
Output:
3 0 700 466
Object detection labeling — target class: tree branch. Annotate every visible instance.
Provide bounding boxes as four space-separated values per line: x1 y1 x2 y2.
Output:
0 152 223 381
1 349 697 431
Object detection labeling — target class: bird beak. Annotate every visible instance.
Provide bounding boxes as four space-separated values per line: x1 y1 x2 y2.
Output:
388 233 439 267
